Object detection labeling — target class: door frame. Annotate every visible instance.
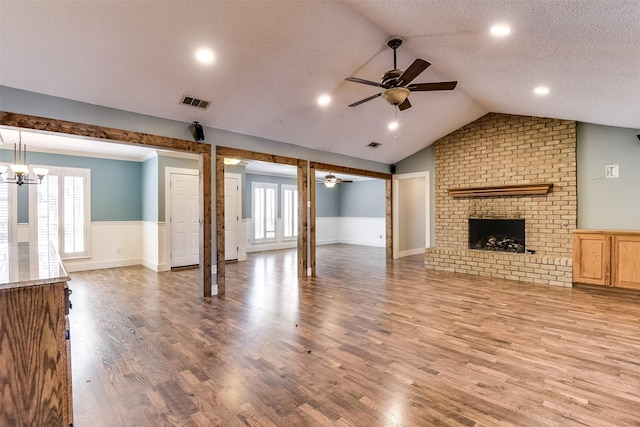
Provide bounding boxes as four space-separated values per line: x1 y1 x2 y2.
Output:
165 167 199 269
309 161 392 277
0 111 214 297
215 146 308 294
392 171 430 259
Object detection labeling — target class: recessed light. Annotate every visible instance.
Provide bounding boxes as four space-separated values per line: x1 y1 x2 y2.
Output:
534 86 549 96
195 48 215 64
490 24 511 37
317 94 331 107
388 121 399 131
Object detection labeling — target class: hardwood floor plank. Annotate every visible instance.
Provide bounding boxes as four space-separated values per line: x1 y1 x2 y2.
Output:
67 244 640 426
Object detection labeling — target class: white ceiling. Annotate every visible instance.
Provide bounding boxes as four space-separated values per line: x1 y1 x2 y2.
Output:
1 1 639 165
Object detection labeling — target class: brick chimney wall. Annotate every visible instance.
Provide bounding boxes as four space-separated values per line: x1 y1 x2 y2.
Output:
425 113 577 286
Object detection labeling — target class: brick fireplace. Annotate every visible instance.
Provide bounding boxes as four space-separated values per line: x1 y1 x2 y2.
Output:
425 113 577 286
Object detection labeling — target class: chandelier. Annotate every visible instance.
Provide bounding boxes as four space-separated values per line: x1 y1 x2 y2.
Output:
0 131 49 186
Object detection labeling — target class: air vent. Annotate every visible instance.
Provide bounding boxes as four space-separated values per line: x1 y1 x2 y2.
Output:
180 95 210 109
367 141 382 149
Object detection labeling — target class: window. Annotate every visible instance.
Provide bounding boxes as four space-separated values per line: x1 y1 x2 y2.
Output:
282 184 298 239
252 182 277 242
30 166 90 259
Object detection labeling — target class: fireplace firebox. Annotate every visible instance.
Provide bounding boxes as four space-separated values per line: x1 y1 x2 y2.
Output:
468 219 525 253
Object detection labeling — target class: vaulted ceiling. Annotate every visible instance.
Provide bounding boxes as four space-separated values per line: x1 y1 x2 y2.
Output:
1 1 638 165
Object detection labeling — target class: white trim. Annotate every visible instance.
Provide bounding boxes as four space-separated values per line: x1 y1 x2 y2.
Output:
165 167 199 270
29 164 92 259
251 181 278 243
392 171 430 259
224 172 245 261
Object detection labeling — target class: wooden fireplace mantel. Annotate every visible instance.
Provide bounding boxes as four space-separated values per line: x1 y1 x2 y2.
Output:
448 183 553 198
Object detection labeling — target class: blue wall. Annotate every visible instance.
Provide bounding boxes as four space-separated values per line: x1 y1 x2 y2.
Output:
0 150 142 222
141 156 158 222
577 122 640 229
315 183 340 217
339 180 385 217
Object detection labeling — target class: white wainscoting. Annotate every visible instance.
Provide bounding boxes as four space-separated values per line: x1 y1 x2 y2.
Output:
142 221 168 272
339 217 386 247
64 221 143 272
316 217 340 245
244 217 385 253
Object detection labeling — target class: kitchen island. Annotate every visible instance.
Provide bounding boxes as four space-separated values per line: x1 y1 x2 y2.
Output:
0 242 73 426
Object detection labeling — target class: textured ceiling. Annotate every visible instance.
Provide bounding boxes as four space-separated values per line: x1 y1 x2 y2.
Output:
1 1 639 165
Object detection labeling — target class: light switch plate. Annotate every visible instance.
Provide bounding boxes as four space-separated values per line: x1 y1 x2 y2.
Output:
605 164 619 178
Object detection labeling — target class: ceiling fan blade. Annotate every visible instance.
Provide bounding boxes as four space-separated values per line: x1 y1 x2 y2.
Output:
407 81 458 91
396 59 430 86
337 180 353 183
345 77 382 88
397 98 411 111
348 92 382 107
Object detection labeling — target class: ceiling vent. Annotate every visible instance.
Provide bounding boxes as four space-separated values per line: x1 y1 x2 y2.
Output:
180 95 210 109
367 141 382 149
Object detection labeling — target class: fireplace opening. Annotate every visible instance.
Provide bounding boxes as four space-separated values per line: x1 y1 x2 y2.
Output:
468 219 525 253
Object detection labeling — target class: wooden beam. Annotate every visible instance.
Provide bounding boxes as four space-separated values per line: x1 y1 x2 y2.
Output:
0 111 210 154
201 150 213 298
309 163 317 277
385 178 392 259
216 146 299 166
310 161 391 180
215 151 226 295
309 161 393 264
0 110 212 299
297 160 308 277
448 183 553 198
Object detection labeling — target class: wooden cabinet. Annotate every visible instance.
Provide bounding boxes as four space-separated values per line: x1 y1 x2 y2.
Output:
0 243 73 426
573 230 640 290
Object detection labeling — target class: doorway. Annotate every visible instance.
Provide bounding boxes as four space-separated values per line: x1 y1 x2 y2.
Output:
392 172 430 259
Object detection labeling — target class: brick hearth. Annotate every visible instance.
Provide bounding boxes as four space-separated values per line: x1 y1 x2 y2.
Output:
426 113 577 286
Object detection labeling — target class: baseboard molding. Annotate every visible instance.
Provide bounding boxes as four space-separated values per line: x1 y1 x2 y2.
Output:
339 238 385 248
316 239 340 246
65 258 142 273
246 241 297 253
398 247 426 257
142 258 168 272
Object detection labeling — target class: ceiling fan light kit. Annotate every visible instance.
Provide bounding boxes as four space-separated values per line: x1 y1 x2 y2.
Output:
345 36 457 111
382 87 410 105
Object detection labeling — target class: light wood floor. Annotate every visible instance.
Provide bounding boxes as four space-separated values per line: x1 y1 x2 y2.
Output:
69 244 640 426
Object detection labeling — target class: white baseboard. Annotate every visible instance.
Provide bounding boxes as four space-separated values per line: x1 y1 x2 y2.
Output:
398 247 426 257
339 238 385 247
65 257 142 273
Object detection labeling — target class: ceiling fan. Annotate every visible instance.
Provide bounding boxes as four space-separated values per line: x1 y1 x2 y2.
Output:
345 37 457 111
318 173 352 188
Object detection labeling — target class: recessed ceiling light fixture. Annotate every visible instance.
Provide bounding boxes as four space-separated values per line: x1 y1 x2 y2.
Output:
490 24 511 37
388 121 399 131
317 94 331 107
534 86 550 96
195 48 215 64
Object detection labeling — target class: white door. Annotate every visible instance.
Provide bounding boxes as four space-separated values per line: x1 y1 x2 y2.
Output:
170 173 200 267
224 174 241 261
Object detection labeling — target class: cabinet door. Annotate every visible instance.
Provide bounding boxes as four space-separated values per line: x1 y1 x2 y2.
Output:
573 233 610 286
612 235 640 289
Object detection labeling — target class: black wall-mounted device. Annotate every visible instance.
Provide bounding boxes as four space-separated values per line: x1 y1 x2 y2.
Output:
193 121 205 141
